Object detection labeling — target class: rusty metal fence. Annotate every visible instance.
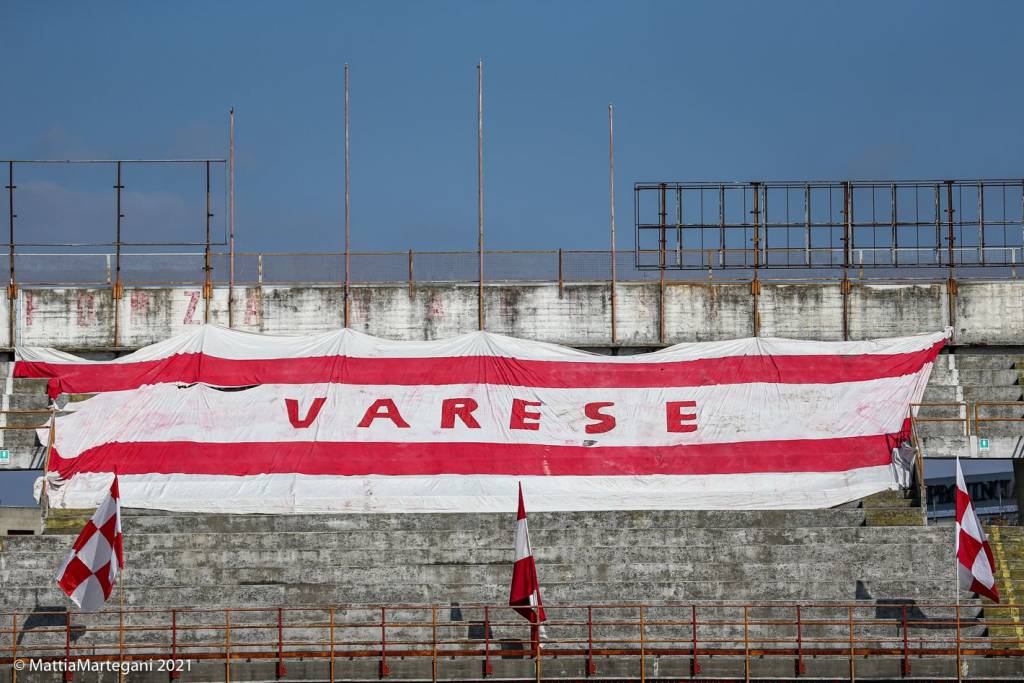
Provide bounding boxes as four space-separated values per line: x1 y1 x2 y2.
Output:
2 603 1022 681
910 402 1024 437
636 180 1024 272
10 249 1024 288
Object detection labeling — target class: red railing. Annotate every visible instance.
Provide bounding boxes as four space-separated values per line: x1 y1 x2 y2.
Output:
2 603 1022 681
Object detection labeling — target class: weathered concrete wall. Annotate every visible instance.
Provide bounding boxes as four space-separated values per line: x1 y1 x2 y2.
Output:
760 284 844 340
956 282 1024 345
6 280 1024 350
848 283 949 341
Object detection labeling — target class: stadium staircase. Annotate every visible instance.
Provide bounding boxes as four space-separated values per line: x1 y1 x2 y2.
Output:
2 353 1023 679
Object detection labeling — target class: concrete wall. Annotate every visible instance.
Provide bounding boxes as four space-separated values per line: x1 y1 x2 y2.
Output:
0 506 40 535
5 280 1023 350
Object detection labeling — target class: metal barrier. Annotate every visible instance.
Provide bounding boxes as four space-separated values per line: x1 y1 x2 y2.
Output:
1 603 1021 681
636 179 1024 272
10 249 1024 288
911 402 1024 437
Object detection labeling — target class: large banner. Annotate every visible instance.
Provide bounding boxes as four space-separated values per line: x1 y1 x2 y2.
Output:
35 327 947 513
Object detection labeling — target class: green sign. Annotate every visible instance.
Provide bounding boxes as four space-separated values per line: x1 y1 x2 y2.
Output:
0 449 8 464
979 438 990 452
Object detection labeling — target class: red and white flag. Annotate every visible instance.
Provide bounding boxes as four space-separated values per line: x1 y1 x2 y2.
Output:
955 459 999 603
35 327 948 513
56 475 124 611
509 483 546 638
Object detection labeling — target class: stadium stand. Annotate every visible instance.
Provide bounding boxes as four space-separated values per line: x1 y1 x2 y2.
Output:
2 351 1022 679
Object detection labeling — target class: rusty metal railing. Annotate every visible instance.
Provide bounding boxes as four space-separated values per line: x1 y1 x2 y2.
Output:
9 249 1024 288
1 603 1021 681
911 401 1024 438
636 179 1024 271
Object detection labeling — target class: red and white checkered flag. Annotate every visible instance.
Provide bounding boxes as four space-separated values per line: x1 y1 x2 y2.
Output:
56 475 124 611
955 459 999 603
509 483 546 637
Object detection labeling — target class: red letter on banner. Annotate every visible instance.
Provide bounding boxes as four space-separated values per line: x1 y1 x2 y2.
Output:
358 398 411 428
286 397 327 428
584 402 616 434
510 399 543 430
666 401 698 432
441 398 481 429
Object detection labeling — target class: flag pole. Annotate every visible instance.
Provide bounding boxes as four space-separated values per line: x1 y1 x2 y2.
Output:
954 457 962 682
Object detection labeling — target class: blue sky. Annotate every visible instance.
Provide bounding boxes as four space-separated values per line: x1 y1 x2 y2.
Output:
1 1 1022 503
2 1 1023 254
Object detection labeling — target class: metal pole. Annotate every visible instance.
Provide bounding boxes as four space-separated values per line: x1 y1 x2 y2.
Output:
751 182 761 337
170 609 180 680
477 59 484 331
483 605 493 677
946 180 958 332
118 582 125 683
639 605 646 682
557 248 563 298
225 609 231 683
379 606 389 678
978 183 985 265
113 161 123 347
228 107 235 328
203 160 212 323
431 606 437 683
7 161 16 347
11 613 17 683
344 64 351 328
743 605 750 683
659 183 666 343
609 103 617 345
946 180 955 272
848 605 856 682
329 608 335 683
955 602 963 681
587 606 596 675
115 161 122 291
64 610 72 682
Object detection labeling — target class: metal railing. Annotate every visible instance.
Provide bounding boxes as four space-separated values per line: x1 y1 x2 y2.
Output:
10 249 1024 289
636 179 1024 272
2 602 1021 681
910 401 1024 437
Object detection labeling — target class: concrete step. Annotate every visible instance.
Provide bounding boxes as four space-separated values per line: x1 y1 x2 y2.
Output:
922 385 958 401
987 525 1024 649
3 554 964 588
4 377 50 393
0 578 964 611
957 368 1020 386
4 391 52 409
864 507 925 526
0 428 40 447
2 525 951 554
1 542 951 575
953 354 1022 370
115 508 869 534
913 422 968 436
974 422 1024 437
860 490 916 507
964 385 1024 402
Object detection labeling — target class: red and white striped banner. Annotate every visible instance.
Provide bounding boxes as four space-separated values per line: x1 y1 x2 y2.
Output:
37 327 947 513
